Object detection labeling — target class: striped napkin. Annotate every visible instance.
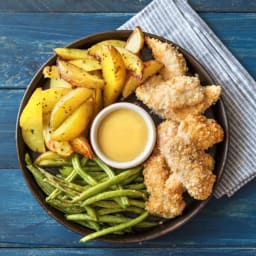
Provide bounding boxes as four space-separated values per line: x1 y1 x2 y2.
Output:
119 0 256 198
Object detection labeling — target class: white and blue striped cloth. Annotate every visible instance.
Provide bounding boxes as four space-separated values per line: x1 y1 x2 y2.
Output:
119 0 256 198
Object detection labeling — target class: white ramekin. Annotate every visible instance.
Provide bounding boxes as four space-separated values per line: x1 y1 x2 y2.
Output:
90 102 156 169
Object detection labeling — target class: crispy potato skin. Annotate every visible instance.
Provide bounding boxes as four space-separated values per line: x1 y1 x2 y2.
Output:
101 46 127 106
51 100 94 141
20 88 45 153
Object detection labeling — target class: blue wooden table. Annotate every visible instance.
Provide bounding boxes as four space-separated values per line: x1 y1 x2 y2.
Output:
1 1 256 255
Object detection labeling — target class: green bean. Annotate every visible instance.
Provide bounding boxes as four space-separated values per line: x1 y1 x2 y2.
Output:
79 211 149 242
94 158 129 208
44 177 80 198
72 167 141 203
44 171 84 193
92 201 120 209
84 206 98 221
59 166 74 177
47 168 77 201
128 199 145 209
124 183 146 190
120 173 142 186
81 190 146 207
25 155 55 195
80 157 89 167
76 220 100 231
47 198 84 214
72 154 98 186
35 159 72 167
98 206 144 215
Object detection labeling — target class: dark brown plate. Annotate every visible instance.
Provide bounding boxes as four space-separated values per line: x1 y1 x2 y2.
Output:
16 30 229 243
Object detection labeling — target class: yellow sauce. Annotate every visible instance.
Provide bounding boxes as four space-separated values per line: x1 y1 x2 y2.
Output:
97 108 148 162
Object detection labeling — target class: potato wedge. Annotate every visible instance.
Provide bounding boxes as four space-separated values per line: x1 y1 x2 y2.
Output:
19 88 45 152
122 60 163 98
43 65 60 79
88 40 126 60
54 48 90 60
125 26 145 54
51 100 94 141
101 46 126 106
115 46 144 79
43 118 73 156
94 88 103 115
50 78 72 89
57 59 105 89
42 88 71 115
34 151 68 166
70 136 94 159
50 87 93 130
69 59 101 72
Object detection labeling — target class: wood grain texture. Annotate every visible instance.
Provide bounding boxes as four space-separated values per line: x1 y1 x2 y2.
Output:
1 248 256 256
1 169 256 248
0 13 255 91
0 0 256 13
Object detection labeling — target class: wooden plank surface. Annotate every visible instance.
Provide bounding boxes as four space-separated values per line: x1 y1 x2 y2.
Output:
1 1 256 254
0 13 255 92
0 0 256 13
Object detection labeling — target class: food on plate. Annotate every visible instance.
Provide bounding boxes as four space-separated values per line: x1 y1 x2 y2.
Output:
50 87 93 130
145 36 188 80
136 75 221 120
19 88 45 153
101 46 127 106
125 26 145 54
57 59 105 88
122 60 163 98
51 99 94 141
88 39 126 60
97 108 148 162
19 26 224 242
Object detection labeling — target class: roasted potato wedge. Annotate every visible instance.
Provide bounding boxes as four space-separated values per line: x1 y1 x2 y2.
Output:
101 46 126 106
41 88 71 115
94 88 103 115
57 59 105 89
43 65 60 78
69 59 101 72
20 88 45 153
43 117 73 157
70 136 94 159
50 87 93 130
50 78 72 89
115 46 144 79
88 40 126 60
125 26 145 54
51 100 94 141
122 60 163 98
54 48 90 60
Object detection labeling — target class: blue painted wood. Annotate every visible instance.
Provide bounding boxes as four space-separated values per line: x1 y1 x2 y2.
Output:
1 169 256 248
0 0 256 254
1 248 256 256
0 13 255 91
0 0 255 13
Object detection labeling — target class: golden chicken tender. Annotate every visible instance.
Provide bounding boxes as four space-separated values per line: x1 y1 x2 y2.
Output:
177 114 224 150
143 151 186 218
145 37 188 80
136 74 221 121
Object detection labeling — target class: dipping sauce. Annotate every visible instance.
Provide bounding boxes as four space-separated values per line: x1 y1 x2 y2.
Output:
97 108 148 162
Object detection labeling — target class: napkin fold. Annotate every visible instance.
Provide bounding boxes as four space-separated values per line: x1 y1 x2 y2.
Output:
119 0 256 198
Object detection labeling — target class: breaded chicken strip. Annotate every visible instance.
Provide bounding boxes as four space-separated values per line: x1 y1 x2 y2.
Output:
177 115 224 150
158 118 218 200
146 37 188 80
136 75 204 109
143 150 186 218
136 74 221 120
